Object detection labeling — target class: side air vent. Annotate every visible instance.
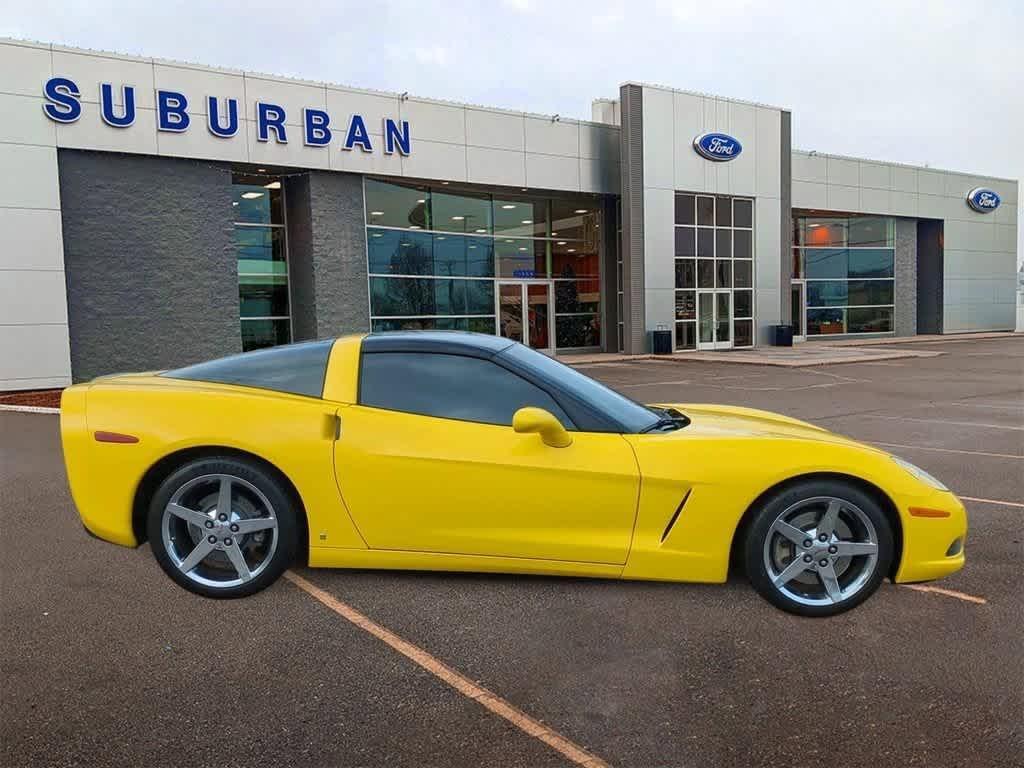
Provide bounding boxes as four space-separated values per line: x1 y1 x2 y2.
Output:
661 489 692 543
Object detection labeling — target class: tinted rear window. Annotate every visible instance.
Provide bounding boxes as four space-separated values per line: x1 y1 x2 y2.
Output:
162 340 334 398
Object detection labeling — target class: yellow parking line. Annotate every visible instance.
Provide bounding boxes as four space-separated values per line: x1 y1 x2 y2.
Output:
900 584 988 605
871 441 1023 461
284 571 610 768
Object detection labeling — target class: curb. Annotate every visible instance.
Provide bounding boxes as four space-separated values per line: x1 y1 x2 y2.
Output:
0 404 60 414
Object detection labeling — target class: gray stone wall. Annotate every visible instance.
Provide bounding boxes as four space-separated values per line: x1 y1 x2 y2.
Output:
286 170 369 339
894 218 918 336
57 150 239 382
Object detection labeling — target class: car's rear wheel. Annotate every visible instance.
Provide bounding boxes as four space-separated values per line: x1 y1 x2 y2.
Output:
147 457 298 598
744 479 893 617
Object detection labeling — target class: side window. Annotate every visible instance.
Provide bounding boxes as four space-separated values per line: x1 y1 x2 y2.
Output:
359 352 574 428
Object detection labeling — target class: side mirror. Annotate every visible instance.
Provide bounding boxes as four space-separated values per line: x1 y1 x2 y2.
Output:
512 407 573 448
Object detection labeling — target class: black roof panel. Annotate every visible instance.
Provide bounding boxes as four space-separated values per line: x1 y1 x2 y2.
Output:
362 331 516 358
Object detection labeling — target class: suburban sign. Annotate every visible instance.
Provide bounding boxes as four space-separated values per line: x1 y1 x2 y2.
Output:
41 76 412 155
966 187 1001 213
693 132 742 162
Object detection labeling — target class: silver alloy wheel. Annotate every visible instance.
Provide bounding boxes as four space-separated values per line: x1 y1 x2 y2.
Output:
762 495 879 607
160 473 279 589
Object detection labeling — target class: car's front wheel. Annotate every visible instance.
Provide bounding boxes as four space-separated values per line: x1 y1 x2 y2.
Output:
147 457 299 598
744 479 894 617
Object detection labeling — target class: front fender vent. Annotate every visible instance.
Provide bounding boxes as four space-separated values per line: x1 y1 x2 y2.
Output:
661 489 692 543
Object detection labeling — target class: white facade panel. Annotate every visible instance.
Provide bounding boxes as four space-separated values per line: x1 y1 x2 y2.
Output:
393 138 467 182
158 117 250 162
153 63 246 117
0 208 64 270
242 75 327 127
466 146 524 187
334 143 404 175
0 270 68 325
0 40 52 97
525 153 579 192
56 103 160 155
325 88 402 138
524 117 579 157
51 48 157 108
641 87 674 191
398 99 466 145
0 324 72 389
465 109 524 152
0 93 57 146
0 144 61 210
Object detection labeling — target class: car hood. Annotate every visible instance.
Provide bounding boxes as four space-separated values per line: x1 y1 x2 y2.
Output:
652 402 881 451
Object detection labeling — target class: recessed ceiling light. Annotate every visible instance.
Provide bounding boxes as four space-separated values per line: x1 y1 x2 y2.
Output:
518 247 527 252
371 233 382 238
468 245 476 249
451 215 465 221
241 192 264 199
574 209 587 214
257 168 267 172
409 225 421 229
568 248 576 253
441 181 450 185
263 181 281 189
502 204 516 210
475 228 487 233
551 232 558 236
521 220 532 224
808 223 821 228
557 241 567 245
416 198 426 204
232 201 238 206
401 242 412 247
521 187 527 192
437 236 446 240
370 211 384 216
505 239 514 243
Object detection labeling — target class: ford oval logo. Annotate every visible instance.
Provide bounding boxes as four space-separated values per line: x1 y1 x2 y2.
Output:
693 132 742 162
966 187 1001 213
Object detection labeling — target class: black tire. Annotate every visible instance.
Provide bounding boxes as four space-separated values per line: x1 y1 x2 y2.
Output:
743 479 894 617
147 457 299 599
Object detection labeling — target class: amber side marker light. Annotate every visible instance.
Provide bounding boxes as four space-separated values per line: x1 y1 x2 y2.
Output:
908 507 951 518
94 431 140 444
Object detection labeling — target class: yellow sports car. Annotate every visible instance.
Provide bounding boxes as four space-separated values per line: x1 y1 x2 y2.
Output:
61 331 966 616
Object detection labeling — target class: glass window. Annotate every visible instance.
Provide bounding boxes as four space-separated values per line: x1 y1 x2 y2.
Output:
359 352 573 428
733 229 752 259
675 259 696 289
236 227 286 275
799 218 846 247
371 317 498 333
240 319 291 351
697 196 714 226
370 277 494 317
498 343 658 433
675 227 696 258
163 339 333 397
550 199 598 242
715 229 731 259
847 280 894 306
552 243 599 278
675 291 696 321
555 315 600 349
697 228 714 259
368 229 434 275
848 217 893 247
733 199 753 228
734 290 753 318
496 238 547 278
494 196 548 237
804 249 848 279
807 308 845 335
716 197 731 227
734 319 753 347
847 307 893 333
697 259 714 288
365 179 430 229
734 260 752 288
848 249 894 278
240 274 289 317
234 174 290 352
675 321 696 350
555 279 600 314
433 234 495 277
715 260 731 289
675 194 695 225
233 180 283 225
432 189 492 234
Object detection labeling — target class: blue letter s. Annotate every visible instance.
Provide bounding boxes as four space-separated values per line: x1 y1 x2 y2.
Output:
42 77 82 123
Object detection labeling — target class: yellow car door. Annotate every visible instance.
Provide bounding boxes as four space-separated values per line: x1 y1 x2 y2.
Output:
332 349 640 565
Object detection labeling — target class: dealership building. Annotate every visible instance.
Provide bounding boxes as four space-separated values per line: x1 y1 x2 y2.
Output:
0 38 1019 390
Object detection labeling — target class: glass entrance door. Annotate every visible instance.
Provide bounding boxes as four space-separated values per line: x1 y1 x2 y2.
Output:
791 281 806 342
697 289 733 350
497 281 554 353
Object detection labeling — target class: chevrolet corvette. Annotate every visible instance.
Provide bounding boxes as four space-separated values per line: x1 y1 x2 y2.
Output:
60 331 966 616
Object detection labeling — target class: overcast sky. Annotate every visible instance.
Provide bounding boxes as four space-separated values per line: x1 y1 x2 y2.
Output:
3 0 1021 264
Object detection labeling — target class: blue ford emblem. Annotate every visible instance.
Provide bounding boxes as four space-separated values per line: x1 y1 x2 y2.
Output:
966 187 1001 213
693 132 742 162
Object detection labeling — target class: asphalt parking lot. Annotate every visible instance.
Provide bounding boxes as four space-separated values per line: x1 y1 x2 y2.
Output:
1 336 1021 768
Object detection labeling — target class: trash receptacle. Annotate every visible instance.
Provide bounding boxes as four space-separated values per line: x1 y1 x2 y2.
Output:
652 327 673 355
771 324 794 347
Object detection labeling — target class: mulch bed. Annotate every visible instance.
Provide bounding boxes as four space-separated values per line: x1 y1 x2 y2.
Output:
0 389 64 408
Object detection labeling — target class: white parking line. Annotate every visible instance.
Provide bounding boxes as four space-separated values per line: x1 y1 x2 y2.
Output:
959 496 1024 509
900 585 988 605
862 415 1024 431
0 404 59 414
871 441 1023 461
284 571 610 768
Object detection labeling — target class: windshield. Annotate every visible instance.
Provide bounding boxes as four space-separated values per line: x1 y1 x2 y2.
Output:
498 344 660 433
